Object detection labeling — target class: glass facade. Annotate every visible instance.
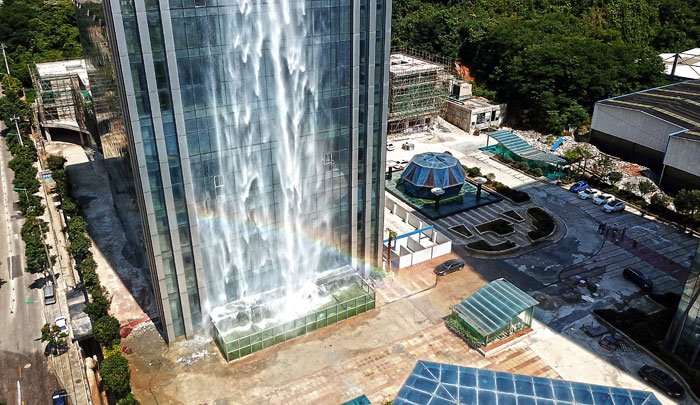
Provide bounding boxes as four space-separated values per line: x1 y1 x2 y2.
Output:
668 242 700 367
79 0 390 341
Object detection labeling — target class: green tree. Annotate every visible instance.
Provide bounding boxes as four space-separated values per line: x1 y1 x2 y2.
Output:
46 155 67 172
100 353 131 400
637 179 656 195
84 286 110 320
41 322 67 354
116 393 140 405
93 315 121 348
79 255 99 288
674 189 700 223
608 171 623 184
1 75 23 100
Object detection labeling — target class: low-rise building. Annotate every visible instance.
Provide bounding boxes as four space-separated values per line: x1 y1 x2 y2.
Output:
590 80 700 192
443 94 506 135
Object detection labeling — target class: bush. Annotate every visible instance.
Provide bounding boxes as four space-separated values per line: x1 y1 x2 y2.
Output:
84 286 111 320
79 256 99 288
94 315 122 347
466 239 517 252
116 393 140 405
530 167 543 177
492 181 530 203
638 179 655 195
100 353 131 400
445 315 484 348
527 207 555 240
607 171 623 184
476 219 514 235
650 193 670 209
467 166 482 177
46 155 67 172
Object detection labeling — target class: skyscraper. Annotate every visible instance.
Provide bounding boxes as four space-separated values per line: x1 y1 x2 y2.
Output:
77 0 390 341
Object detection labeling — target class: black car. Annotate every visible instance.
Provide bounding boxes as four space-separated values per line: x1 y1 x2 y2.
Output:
52 389 68 405
623 268 653 292
435 259 465 275
638 365 684 398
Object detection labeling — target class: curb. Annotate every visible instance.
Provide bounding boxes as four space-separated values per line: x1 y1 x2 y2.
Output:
593 313 700 404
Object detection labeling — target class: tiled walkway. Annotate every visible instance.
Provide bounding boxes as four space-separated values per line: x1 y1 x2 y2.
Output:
263 323 559 404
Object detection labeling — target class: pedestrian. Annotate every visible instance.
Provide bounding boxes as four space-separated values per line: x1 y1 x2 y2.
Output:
615 237 620 245
621 227 626 237
632 239 638 248
601 223 607 234
597 223 603 233
613 223 618 232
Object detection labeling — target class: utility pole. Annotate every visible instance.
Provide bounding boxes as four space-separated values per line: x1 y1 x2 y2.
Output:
0 43 9 75
10 116 24 147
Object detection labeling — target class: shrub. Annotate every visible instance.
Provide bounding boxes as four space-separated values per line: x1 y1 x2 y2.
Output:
607 171 623 184
638 179 655 195
527 207 555 240
476 219 514 235
94 315 122 347
116 393 140 405
466 239 517 252
530 167 543 177
492 181 530 203
650 193 670 209
467 166 482 177
100 353 131 400
79 256 99 288
46 155 67 172
84 286 111 320
445 315 484 348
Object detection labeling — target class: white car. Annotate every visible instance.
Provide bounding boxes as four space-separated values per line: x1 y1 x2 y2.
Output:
393 160 409 170
603 200 625 213
593 193 614 205
54 317 69 337
386 143 395 151
578 188 600 200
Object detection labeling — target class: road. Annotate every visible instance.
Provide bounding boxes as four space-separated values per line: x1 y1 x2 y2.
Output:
0 136 58 404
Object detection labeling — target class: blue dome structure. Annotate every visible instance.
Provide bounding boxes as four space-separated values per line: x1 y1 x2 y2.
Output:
400 152 466 198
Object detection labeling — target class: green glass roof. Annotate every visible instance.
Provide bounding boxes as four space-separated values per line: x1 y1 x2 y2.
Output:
489 130 568 166
452 278 539 337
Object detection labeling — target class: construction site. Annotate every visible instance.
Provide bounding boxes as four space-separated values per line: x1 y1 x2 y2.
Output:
388 48 506 136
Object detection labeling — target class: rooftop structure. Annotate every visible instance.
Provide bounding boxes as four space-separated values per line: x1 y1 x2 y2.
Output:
400 152 465 198
591 80 700 191
451 278 538 346
388 49 452 133
31 59 92 144
660 49 700 80
394 361 662 405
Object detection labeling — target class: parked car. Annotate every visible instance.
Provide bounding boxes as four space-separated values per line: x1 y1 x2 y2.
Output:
603 200 625 213
52 389 68 405
569 181 589 192
593 193 614 205
638 365 684 398
43 284 56 305
393 160 409 170
578 188 600 200
435 259 465 275
623 268 653 292
386 143 395 151
54 316 69 337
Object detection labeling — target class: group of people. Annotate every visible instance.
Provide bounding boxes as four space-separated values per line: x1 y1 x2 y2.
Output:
598 222 634 246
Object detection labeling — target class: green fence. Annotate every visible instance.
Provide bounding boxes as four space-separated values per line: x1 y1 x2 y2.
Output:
214 278 376 361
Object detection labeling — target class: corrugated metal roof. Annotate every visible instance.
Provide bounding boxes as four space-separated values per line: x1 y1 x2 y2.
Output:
489 130 568 166
452 278 538 337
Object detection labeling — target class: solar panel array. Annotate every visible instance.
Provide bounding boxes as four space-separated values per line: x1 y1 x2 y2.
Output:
395 361 661 405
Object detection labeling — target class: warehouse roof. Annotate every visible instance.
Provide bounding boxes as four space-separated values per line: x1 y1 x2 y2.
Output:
598 80 700 134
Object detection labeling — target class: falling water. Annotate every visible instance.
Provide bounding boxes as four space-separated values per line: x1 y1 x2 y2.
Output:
198 0 339 328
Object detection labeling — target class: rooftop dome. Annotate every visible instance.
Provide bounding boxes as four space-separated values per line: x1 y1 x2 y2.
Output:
400 152 466 198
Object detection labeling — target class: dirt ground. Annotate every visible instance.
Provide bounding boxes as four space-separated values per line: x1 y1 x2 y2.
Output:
0 351 59 405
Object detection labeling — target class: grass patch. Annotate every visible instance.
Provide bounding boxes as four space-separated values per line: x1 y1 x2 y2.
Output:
527 207 555 240
476 218 514 235
500 210 525 222
491 181 531 203
595 308 700 398
467 239 517 252
445 315 484 348
414 194 464 207
449 224 473 238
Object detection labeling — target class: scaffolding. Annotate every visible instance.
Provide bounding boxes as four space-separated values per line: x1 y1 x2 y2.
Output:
30 60 92 144
388 47 456 134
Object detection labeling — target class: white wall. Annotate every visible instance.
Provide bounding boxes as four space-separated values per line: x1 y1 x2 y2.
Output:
592 103 685 153
664 136 700 178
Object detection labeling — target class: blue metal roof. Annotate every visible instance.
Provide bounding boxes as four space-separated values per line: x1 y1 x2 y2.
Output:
401 152 465 189
489 130 568 166
452 278 539 337
395 361 662 405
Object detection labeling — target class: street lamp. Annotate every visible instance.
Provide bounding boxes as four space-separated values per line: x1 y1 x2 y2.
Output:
474 176 487 200
10 116 24 147
431 187 445 211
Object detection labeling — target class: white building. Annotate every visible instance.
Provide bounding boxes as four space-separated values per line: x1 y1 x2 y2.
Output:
591 80 700 191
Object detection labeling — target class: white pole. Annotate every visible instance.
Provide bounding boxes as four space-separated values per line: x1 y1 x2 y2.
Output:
11 116 23 147
1 43 10 75
16 380 21 405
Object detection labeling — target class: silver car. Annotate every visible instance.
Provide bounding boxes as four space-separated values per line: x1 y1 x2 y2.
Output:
578 188 600 200
603 200 625 213
593 193 614 205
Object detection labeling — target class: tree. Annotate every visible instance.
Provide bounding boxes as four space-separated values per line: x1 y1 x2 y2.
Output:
100 353 131 400
46 155 67 172
650 192 670 209
79 255 99 288
607 171 623 184
41 322 67 354
674 189 700 223
637 179 656 195
93 315 121 348
84 286 111 320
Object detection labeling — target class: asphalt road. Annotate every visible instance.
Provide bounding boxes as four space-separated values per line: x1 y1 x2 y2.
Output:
0 136 59 404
